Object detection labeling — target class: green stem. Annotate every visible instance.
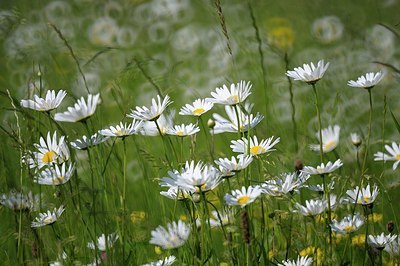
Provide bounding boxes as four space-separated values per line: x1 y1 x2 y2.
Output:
361 88 373 177
122 137 127 261
285 53 298 153
234 105 242 139
312 84 324 163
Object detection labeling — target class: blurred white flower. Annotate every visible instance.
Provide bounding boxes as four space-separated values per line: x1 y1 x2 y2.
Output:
301 159 343 175
20 90 66 112
166 123 200 137
224 185 262 207
286 60 329 84
374 142 400 170
206 80 252 106
71 132 109 150
35 162 75 185
149 220 190 249
31 205 65 228
100 120 143 138
348 71 385 89
179 98 213 116
278 255 313 266
368 233 397 250
309 125 340 153
54 93 100 122
87 233 119 251
346 183 379 206
230 135 280 156
127 94 172 122
331 213 364 234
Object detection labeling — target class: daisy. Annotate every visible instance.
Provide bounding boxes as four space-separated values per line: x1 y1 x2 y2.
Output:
286 59 330 84
31 205 65 228
161 161 222 193
71 132 109 150
142 255 176 266
293 199 327 217
368 233 397 250
0 190 39 211
212 105 264 134
140 111 175 136
262 172 310 197
206 80 252 105
127 94 172 122
346 183 379 206
301 159 343 175
215 155 253 174
35 162 75 185
99 120 143 138
350 133 362 147
224 185 262 207
384 237 400 257
54 93 100 122
20 90 67 112
149 220 190 249
160 187 190 201
26 131 70 169
331 213 364 234
179 98 213 116
278 255 313 266
347 71 385 89
374 142 400 170
166 123 200 137
230 135 280 156
87 233 119 251
208 210 234 228
309 125 340 153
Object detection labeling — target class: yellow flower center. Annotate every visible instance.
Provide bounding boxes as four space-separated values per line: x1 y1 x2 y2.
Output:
54 176 65 185
363 195 370 203
42 151 56 163
396 154 400 161
323 140 335 151
237 195 250 205
344 225 355 233
229 95 239 103
43 215 55 224
176 131 184 136
250 145 266 155
192 108 205 116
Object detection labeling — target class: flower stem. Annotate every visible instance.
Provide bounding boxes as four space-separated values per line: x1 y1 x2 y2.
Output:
361 88 373 177
312 84 324 163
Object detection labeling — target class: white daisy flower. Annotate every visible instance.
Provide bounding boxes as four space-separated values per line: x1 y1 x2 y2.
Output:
368 233 397 250
346 183 379 206
224 185 262 207
161 161 223 193
140 111 175 136
309 125 340 153
26 131 70 169
278 255 313 266
20 90 67 112
286 59 330 84
350 133 362 147
301 159 343 175
206 80 252 106
0 190 40 211
215 155 253 174
142 255 176 266
293 199 327 217
347 71 385 89
149 220 190 249
208 210 234 228
71 132 109 150
384 237 400 257
160 186 190 201
99 120 143 138
262 172 310 197
35 162 75 185
230 135 280 156
179 98 213 116
31 205 65 228
127 94 172 122
166 123 200 137
374 142 400 170
87 233 119 251
54 93 100 122
212 105 264 134
331 213 364 234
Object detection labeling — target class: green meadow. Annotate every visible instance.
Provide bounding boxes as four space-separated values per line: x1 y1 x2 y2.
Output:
1 0 400 265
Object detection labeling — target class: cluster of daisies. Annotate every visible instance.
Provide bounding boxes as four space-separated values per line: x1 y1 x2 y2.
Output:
5 57 399 265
